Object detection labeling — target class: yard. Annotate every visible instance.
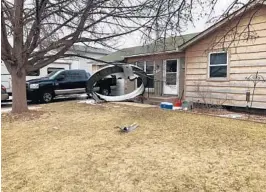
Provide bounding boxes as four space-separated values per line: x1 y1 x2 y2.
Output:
2 101 266 192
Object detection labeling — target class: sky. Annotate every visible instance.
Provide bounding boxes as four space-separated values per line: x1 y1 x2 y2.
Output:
117 0 247 49
4 0 248 51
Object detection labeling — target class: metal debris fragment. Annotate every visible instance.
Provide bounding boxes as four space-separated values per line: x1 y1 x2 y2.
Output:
119 123 139 133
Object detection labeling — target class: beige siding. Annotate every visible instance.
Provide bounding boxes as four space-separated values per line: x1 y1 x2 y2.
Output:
179 58 185 98
92 65 98 73
185 6 266 109
154 60 163 96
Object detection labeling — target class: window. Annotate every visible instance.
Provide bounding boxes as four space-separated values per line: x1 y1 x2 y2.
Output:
27 69 40 76
45 70 61 79
209 52 228 78
66 70 87 81
166 60 177 85
47 67 65 74
136 61 145 70
146 61 154 88
136 61 154 88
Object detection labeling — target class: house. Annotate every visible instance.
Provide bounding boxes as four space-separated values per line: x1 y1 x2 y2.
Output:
97 33 198 96
96 0 266 109
180 1 266 109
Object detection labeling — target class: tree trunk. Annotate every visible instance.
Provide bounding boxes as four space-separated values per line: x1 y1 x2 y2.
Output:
11 68 28 113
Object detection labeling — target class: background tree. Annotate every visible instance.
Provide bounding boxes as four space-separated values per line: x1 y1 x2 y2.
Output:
1 0 263 113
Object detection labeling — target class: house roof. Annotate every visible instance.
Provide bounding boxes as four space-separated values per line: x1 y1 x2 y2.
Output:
179 0 266 50
69 45 111 55
100 33 198 62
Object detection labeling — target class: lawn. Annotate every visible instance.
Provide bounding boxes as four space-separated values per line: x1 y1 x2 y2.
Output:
2 101 266 192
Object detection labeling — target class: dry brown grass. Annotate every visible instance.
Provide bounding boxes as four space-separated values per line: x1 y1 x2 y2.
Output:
2 101 266 192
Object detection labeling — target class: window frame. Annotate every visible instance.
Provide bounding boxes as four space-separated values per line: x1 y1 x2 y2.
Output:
47 67 65 74
135 61 155 91
165 59 178 86
145 61 155 89
208 51 229 81
27 69 40 76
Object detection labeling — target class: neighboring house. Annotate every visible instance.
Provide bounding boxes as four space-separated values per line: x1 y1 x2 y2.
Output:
180 1 266 109
98 33 198 96
1 45 110 94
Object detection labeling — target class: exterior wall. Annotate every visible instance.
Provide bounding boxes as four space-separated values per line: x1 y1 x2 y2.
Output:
91 64 107 73
73 52 108 73
185 6 266 109
179 57 185 98
154 60 163 96
126 52 185 97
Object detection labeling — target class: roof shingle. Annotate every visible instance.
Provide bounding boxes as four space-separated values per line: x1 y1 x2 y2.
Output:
100 33 199 62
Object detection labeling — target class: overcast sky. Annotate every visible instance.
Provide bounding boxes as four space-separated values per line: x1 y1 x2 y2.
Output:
117 0 248 49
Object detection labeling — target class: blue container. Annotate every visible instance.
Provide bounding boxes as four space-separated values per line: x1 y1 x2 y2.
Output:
160 102 173 110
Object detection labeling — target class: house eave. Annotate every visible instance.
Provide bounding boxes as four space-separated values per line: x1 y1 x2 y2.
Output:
124 49 183 59
179 1 265 50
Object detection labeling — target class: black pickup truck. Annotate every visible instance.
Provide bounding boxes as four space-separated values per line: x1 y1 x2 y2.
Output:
26 69 116 103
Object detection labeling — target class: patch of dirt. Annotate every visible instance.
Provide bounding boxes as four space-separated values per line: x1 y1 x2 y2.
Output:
1 110 48 123
191 107 266 123
192 107 232 115
112 101 156 108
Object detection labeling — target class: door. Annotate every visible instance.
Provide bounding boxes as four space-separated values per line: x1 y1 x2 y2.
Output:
69 70 87 90
55 70 87 95
54 71 73 95
163 60 179 95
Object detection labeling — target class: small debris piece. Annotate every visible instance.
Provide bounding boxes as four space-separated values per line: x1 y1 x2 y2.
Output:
119 123 139 133
91 92 102 103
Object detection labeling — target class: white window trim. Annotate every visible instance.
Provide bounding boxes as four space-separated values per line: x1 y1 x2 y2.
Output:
208 51 229 81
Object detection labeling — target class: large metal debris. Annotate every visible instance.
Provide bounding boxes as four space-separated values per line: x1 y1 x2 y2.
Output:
86 64 147 102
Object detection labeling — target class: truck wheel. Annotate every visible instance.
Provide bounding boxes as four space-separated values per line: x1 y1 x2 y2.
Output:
41 91 54 103
100 87 111 96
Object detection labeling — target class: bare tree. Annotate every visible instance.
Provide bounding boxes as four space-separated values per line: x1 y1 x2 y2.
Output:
1 0 263 113
205 0 265 52
0 0 189 113
193 81 228 110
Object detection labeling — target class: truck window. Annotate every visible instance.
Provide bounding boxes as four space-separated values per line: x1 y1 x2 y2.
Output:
27 69 40 76
47 67 65 74
79 71 88 80
67 70 87 80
